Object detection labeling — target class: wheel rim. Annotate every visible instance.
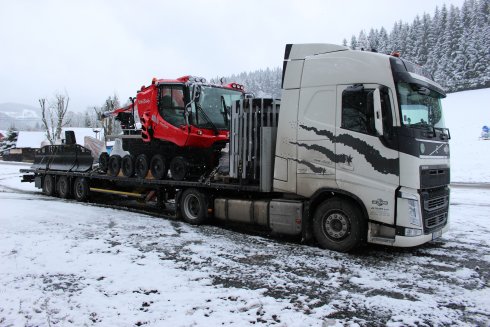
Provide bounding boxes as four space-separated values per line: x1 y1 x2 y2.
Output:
322 211 350 240
59 178 67 193
183 194 200 220
75 181 83 198
45 176 53 194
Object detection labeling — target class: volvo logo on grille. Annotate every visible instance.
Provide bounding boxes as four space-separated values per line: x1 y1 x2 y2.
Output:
372 199 388 206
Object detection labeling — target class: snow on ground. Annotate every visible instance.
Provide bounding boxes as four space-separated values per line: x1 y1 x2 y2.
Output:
443 88 490 183
0 161 489 326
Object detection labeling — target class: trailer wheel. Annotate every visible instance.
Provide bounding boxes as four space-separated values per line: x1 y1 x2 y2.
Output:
108 155 122 177
180 188 208 225
135 154 149 179
42 174 55 196
170 156 188 181
99 152 109 173
150 154 167 180
57 176 71 198
312 198 365 252
122 155 135 177
73 177 89 202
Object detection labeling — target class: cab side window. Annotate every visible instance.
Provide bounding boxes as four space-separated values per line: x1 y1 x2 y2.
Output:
341 87 376 135
158 85 186 127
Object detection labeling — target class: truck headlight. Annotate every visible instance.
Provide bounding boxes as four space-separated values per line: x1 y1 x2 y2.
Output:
407 199 422 227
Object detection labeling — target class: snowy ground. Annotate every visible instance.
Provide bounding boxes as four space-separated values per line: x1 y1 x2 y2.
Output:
1 89 489 326
1 160 489 326
443 88 490 183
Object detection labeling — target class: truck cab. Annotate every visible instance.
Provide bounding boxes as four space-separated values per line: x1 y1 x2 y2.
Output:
274 44 450 250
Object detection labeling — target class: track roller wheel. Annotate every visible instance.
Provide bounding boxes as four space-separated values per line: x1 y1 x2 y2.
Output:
121 155 135 177
57 176 71 198
180 188 208 225
135 154 150 179
150 154 167 180
73 177 89 202
170 156 188 181
108 155 122 177
42 174 55 196
99 152 109 173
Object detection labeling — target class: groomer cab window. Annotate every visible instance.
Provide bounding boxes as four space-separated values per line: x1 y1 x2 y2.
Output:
158 85 186 127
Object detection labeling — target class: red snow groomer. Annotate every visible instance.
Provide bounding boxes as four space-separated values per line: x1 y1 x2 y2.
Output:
101 76 245 181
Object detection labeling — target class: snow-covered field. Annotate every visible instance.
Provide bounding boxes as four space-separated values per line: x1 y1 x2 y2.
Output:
1 89 489 326
443 88 490 183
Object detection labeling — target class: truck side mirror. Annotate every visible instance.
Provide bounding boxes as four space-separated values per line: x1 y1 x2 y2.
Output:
373 89 383 136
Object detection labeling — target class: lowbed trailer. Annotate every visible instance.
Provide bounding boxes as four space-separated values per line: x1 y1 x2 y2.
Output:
21 43 451 253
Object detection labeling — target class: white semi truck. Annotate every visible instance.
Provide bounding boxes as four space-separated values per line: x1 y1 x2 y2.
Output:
22 43 450 252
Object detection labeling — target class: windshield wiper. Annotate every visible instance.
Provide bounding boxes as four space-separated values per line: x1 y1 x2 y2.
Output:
196 103 219 135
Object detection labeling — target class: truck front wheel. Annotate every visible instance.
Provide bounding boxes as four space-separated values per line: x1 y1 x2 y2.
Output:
312 198 365 252
180 188 208 225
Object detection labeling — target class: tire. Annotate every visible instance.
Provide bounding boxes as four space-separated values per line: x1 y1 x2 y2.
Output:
135 154 150 179
150 154 167 180
57 176 71 198
73 177 89 202
312 198 365 252
121 155 135 177
180 188 208 225
42 174 55 196
108 155 122 177
99 152 110 173
170 156 188 181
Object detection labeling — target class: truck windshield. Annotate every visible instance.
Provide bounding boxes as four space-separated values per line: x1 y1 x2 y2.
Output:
196 86 243 129
397 82 446 129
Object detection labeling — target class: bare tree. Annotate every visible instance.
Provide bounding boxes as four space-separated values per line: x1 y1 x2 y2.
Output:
39 93 71 145
93 94 121 142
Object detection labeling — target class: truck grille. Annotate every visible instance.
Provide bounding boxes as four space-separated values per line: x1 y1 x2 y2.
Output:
424 195 449 212
420 186 449 234
425 212 447 230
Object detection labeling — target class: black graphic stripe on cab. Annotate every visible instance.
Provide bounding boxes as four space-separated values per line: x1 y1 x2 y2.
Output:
298 125 399 176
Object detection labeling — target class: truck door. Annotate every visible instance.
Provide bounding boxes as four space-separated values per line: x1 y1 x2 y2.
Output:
296 85 338 196
153 84 189 147
335 84 399 225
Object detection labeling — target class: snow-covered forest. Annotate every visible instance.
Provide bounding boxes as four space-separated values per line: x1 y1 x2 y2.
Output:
220 0 489 97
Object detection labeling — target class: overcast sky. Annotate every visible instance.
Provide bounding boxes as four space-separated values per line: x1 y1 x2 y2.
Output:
0 0 467 111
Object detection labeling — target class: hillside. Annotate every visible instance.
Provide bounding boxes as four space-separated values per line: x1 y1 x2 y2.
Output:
0 102 42 130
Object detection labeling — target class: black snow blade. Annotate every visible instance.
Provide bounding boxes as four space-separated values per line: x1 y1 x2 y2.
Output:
32 144 94 172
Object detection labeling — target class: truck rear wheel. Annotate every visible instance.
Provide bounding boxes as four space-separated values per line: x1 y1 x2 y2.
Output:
150 155 167 180
180 188 208 225
73 177 89 202
42 174 55 196
108 155 122 177
135 154 149 179
312 198 365 252
122 155 135 177
57 176 71 198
